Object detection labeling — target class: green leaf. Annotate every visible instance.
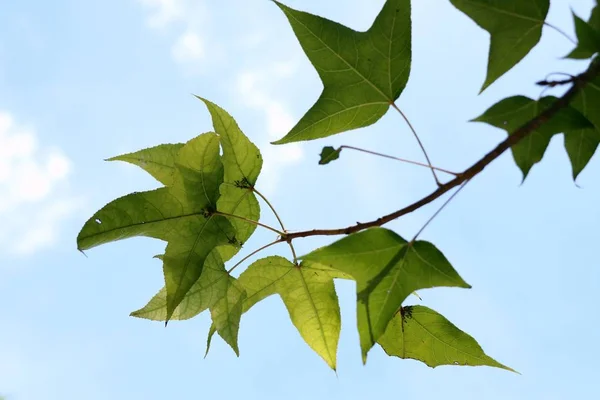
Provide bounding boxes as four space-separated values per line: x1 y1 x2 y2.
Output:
198 97 262 261
450 0 549 92
569 75 600 179
78 133 236 321
205 324 217 358
473 96 594 179
107 143 184 186
272 0 411 144
209 277 246 355
319 146 342 165
131 250 230 321
302 228 470 362
238 256 342 370
567 10 600 60
378 306 515 372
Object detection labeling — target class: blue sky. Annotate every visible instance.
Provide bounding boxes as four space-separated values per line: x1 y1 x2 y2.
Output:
1 0 599 399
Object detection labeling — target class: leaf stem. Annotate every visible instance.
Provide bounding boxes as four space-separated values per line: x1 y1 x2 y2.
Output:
227 240 281 274
412 180 470 241
279 60 600 242
340 145 459 176
252 188 287 232
214 211 284 236
391 103 441 186
544 22 577 45
252 187 299 264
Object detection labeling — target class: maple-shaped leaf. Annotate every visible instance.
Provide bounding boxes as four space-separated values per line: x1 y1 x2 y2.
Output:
378 306 515 372
197 97 262 261
567 7 600 60
78 133 236 320
473 96 593 180
237 256 343 370
568 74 600 179
107 143 184 186
272 0 411 144
302 228 470 362
450 0 549 92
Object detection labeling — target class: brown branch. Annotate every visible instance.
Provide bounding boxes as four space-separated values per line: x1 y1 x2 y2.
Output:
281 60 600 243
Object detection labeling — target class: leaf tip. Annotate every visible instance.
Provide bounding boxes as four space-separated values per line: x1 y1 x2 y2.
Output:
319 146 342 165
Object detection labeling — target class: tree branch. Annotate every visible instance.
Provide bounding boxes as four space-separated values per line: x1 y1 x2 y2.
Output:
281 60 600 243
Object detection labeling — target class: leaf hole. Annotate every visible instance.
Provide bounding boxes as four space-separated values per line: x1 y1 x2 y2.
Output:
95 218 102 224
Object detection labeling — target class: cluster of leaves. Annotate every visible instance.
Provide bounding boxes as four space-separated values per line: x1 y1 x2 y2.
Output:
79 0 599 372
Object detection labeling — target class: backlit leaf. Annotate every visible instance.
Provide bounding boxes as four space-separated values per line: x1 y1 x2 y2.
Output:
449 0 549 92
238 256 342 370
272 0 411 144
107 143 184 186
473 96 593 179
198 97 262 261
210 278 246 355
567 8 600 59
378 306 515 371
78 133 236 321
302 228 470 362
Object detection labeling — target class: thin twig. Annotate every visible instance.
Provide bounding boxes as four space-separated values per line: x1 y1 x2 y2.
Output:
280 60 600 243
214 211 283 236
252 187 299 264
412 180 470 241
544 21 577 45
340 145 459 176
227 240 281 274
391 103 441 186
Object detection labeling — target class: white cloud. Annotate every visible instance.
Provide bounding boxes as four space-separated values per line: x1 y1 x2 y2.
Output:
137 0 211 69
0 112 79 256
171 31 204 63
235 62 304 195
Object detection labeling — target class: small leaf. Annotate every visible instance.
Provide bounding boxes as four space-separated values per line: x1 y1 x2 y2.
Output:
302 228 470 362
272 0 411 144
566 10 600 60
473 96 593 180
107 143 184 186
450 0 549 92
378 306 515 372
238 256 342 370
319 146 342 165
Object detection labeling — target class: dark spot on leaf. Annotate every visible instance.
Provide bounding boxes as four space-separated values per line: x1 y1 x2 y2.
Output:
400 306 413 321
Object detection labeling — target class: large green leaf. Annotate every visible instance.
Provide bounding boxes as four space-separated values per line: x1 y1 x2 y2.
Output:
198 98 262 261
473 96 594 180
78 133 236 320
567 7 600 60
237 256 343 370
378 306 515 371
569 75 600 179
302 228 470 362
450 0 549 92
272 0 411 144
107 143 184 186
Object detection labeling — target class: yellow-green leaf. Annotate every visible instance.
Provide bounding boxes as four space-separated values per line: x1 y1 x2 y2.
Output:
302 228 470 362
107 143 184 186
379 306 515 372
